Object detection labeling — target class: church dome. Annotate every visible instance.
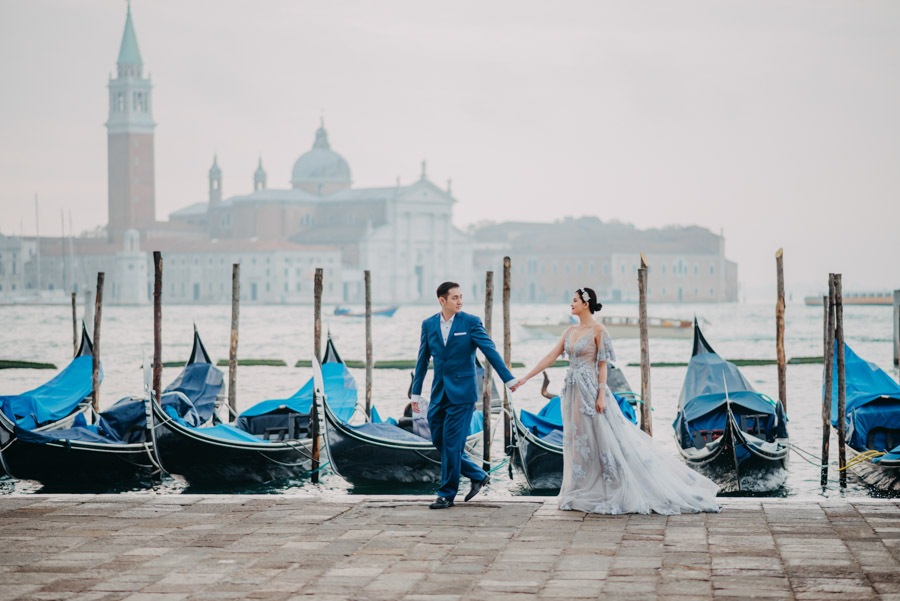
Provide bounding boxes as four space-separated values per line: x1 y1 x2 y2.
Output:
291 123 351 191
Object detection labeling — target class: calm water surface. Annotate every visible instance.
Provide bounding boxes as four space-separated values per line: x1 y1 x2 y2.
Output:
1 301 898 499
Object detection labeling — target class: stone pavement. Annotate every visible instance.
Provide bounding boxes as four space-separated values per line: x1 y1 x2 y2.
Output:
0 496 899 601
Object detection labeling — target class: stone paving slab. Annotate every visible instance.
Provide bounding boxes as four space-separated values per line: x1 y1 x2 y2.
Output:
0 496 898 600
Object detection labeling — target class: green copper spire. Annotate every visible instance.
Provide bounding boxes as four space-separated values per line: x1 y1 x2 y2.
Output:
117 3 143 66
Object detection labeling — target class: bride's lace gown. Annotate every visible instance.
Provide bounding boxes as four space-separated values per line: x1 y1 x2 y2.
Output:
558 327 720 515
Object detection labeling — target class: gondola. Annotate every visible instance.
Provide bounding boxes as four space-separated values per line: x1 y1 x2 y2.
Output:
319 339 499 485
673 321 789 493
827 343 900 491
0 327 223 488
509 365 638 491
0 323 99 454
152 334 357 486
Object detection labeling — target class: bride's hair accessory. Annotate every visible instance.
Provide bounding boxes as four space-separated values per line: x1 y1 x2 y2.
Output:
575 287 602 314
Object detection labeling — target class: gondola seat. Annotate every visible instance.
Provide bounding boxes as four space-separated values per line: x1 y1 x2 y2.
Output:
690 429 724 449
235 411 309 441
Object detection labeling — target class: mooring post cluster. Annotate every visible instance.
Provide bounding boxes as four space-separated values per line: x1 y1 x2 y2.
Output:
821 272 848 488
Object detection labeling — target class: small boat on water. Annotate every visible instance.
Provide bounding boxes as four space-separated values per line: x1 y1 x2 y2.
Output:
521 315 693 339
152 333 357 486
827 344 900 491
334 305 399 318
510 366 639 491
319 338 495 486
0 323 99 455
0 327 222 488
804 292 893 307
673 322 789 493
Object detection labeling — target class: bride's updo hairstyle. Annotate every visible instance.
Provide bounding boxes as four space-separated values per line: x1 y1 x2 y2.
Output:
576 287 602 314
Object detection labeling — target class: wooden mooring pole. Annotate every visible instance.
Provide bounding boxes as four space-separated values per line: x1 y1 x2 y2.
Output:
364 270 373 421
482 271 494 471
152 252 162 408
775 248 787 412
502 256 512 452
70 292 77 356
834 274 847 488
311 267 323 483
821 278 835 486
228 264 240 421
638 253 652 436
91 272 104 416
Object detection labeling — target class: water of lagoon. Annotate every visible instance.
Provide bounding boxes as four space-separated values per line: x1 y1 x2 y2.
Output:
1 301 897 499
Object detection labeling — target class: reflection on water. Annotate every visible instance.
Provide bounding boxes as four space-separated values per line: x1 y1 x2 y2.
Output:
1 301 899 499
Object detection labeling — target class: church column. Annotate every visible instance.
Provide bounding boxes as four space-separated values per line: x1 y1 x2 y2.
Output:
406 211 414 300
444 212 451 277
392 200 401 303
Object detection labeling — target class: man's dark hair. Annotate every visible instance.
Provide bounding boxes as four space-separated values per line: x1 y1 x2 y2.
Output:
436 281 460 299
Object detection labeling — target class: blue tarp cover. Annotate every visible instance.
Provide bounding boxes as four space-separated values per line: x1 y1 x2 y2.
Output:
0 356 100 430
164 362 222 425
241 362 357 423
189 423 271 444
827 344 900 451
345 406 483 442
15 396 146 445
874 444 900 464
520 393 638 442
15 362 224 446
674 341 787 449
541 429 564 446
170 362 356 444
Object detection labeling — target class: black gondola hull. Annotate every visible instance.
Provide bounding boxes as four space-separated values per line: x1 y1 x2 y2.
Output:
513 423 563 491
844 446 900 492
678 417 789 494
0 439 154 488
153 416 312 486
321 399 482 485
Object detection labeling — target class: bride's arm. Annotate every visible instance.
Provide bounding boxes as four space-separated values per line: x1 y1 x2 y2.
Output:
510 328 569 391
595 325 609 413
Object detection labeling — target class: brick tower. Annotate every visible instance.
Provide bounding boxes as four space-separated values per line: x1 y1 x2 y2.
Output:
106 3 156 242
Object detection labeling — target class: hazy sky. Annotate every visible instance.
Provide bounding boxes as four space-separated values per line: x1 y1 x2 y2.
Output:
1 1 898 298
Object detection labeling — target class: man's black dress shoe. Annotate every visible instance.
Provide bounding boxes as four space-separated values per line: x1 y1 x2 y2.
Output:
429 497 454 509
464 475 490 502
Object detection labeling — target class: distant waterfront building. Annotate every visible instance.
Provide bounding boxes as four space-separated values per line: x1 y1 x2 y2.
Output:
471 218 738 303
168 126 472 304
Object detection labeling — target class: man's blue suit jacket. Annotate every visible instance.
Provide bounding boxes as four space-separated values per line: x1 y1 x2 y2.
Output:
412 311 514 406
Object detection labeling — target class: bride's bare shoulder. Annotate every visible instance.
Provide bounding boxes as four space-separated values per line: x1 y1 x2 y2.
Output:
592 323 607 336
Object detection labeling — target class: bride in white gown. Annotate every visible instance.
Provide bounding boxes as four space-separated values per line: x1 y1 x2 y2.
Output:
512 288 720 515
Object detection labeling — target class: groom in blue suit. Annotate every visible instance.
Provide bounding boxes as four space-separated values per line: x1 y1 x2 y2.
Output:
411 281 517 509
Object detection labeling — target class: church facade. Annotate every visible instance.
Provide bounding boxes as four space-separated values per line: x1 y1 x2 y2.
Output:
169 126 472 304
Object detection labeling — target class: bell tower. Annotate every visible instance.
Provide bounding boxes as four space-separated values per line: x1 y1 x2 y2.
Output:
106 3 156 241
